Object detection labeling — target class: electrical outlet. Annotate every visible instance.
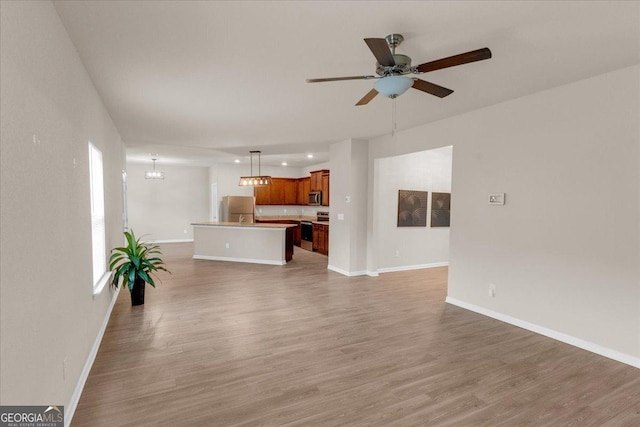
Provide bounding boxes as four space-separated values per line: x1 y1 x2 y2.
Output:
489 283 496 298
225 243 230 249
183 229 188 234
395 250 400 257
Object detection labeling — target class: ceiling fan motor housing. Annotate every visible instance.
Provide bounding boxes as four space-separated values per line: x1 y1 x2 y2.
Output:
376 54 412 76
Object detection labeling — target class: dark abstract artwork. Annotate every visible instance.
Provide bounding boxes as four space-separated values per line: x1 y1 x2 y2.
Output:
431 192 451 227
397 190 428 227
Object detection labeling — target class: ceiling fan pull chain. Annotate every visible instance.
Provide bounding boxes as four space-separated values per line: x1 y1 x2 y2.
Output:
391 98 397 136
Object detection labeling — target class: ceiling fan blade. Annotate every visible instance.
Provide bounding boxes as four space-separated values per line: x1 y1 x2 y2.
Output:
416 47 492 73
364 38 396 67
355 89 379 106
306 75 375 83
412 79 454 98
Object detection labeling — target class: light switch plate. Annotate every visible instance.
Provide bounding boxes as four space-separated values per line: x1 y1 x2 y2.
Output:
489 193 506 205
337 213 345 220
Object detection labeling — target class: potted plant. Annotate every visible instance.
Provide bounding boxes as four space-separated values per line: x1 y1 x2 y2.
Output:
110 230 170 305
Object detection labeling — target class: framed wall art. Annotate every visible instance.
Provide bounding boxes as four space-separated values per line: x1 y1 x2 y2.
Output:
431 192 451 227
397 190 428 227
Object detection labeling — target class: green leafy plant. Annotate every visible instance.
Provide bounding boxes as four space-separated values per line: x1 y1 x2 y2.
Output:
110 230 170 291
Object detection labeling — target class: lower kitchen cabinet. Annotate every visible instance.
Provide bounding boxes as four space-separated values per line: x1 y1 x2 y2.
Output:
312 223 329 255
293 222 301 246
257 219 301 246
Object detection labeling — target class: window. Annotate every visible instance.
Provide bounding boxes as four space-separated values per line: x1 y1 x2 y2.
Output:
89 142 108 294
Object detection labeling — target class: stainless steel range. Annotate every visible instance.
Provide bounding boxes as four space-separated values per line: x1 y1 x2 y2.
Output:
300 221 313 251
300 212 329 251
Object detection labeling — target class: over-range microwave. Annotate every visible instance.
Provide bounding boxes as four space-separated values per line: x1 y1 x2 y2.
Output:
308 191 322 206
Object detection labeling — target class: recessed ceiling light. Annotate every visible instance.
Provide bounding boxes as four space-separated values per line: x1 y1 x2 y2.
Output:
307 154 314 158
234 159 240 163
281 162 287 166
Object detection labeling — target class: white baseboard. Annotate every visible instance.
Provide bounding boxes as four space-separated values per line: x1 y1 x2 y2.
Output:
66 286 121 426
445 297 640 370
377 261 448 274
149 239 194 244
193 254 285 266
327 265 369 277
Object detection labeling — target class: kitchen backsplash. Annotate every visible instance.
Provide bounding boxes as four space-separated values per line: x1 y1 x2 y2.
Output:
255 205 329 218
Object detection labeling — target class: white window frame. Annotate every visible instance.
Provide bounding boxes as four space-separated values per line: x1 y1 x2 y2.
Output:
89 142 110 294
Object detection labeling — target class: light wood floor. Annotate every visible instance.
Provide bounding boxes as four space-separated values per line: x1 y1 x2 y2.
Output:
73 243 640 426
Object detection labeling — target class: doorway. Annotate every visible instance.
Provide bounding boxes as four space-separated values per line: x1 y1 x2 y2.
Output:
373 146 452 273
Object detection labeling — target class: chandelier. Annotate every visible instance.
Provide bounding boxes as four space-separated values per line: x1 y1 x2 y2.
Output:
145 157 164 180
239 151 271 186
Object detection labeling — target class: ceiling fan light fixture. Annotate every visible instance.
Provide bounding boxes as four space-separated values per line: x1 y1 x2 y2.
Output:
374 76 413 98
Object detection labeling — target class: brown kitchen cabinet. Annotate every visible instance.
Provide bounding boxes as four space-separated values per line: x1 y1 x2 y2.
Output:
269 178 285 204
297 177 310 205
256 219 301 246
283 179 297 205
255 178 297 205
321 172 329 206
310 170 324 192
313 222 329 255
254 185 270 205
294 222 301 246
255 172 328 206
310 169 330 206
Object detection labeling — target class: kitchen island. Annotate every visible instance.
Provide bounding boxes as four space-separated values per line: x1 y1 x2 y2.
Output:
191 222 296 265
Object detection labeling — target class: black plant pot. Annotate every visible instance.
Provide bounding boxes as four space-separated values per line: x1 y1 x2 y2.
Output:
130 278 145 306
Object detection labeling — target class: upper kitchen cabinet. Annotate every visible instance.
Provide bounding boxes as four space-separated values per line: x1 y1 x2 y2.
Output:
255 172 329 206
283 179 297 205
255 178 297 205
311 170 330 206
310 170 325 192
297 177 310 205
270 178 285 204
254 185 270 205
321 171 330 206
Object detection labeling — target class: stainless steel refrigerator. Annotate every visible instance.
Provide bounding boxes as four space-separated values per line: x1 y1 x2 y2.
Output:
221 196 255 223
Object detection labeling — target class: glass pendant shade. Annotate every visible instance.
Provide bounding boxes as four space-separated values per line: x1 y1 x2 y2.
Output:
374 76 413 98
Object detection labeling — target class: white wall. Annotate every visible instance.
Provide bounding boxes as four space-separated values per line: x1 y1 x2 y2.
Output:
302 161 330 175
367 65 640 363
375 147 452 271
328 139 368 275
0 0 124 416
126 162 209 241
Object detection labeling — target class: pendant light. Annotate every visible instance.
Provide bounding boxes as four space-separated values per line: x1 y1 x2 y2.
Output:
145 157 164 180
238 150 271 186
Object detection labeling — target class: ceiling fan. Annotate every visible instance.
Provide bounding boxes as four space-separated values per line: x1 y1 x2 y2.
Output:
306 34 492 106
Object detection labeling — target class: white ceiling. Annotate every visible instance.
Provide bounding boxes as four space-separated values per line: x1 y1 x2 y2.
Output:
53 1 640 168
